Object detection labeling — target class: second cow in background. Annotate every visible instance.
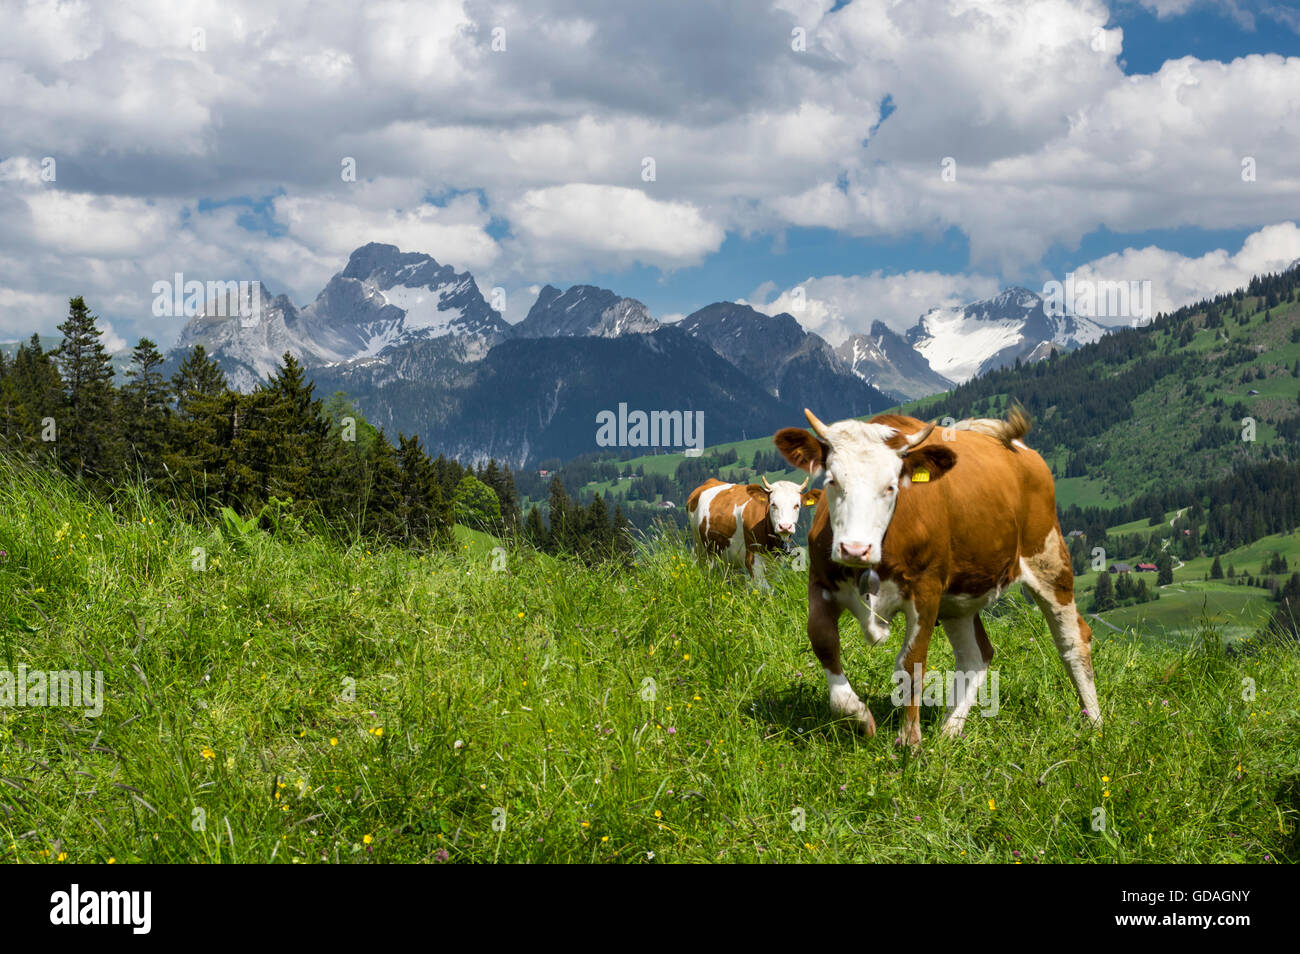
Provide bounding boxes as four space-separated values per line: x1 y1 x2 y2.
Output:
687 475 817 589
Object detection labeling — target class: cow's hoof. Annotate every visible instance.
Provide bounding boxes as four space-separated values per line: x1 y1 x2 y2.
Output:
863 628 889 647
836 710 876 736
830 697 876 736
894 726 923 748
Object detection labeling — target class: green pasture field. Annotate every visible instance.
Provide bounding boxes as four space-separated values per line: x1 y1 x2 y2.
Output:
0 461 1295 863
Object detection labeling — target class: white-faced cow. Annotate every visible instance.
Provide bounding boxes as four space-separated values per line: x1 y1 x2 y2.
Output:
773 407 1100 745
687 476 816 590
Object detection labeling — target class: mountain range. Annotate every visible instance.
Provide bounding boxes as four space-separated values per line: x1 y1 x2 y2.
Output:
164 243 1124 466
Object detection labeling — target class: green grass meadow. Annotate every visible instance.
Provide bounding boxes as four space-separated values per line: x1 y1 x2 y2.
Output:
0 460 1296 863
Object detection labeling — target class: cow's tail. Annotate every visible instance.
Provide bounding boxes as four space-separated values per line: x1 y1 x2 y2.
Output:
959 403 1032 449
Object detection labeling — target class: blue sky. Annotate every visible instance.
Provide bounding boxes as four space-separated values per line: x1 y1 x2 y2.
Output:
1116 1 1300 74
2 0 1299 349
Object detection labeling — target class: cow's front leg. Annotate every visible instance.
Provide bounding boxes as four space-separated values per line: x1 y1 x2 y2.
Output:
833 578 890 646
746 550 772 593
893 593 938 747
810 584 876 735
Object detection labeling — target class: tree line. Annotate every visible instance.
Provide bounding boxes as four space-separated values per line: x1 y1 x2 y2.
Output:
0 297 622 560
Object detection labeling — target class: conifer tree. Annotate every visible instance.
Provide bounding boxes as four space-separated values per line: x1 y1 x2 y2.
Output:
0 336 62 462
397 433 451 546
546 475 573 553
360 430 404 541
171 345 228 419
524 505 546 549
1091 571 1115 612
586 492 611 558
612 503 632 559
1156 552 1173 586
263 352 329 506
53 297 119 478
121 338 172 482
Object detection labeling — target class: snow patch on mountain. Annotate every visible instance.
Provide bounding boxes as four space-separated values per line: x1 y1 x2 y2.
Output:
910 306 1028 383
906 287 1109 384
170 244 508 391
379 285 466 337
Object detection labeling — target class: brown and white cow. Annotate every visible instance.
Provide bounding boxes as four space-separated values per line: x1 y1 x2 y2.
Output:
773 407 1100 745
687 475 812 590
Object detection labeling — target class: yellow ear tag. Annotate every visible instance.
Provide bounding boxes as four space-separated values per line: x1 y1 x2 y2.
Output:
805 496 817 505
912 469 930 483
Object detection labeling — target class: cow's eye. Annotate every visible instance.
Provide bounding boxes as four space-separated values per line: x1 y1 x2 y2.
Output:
824 471 835 485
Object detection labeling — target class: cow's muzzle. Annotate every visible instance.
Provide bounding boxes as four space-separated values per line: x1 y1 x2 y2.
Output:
835 540 877 567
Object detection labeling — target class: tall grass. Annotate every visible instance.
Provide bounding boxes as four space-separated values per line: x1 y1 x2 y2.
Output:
0 458 1295 863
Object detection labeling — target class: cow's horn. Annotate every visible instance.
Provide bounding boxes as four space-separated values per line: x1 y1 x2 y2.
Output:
900 420 937 455
804 408 830 440
798 475 810 492
760 475 772 491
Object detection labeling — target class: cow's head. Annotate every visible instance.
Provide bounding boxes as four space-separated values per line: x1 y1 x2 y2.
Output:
773 410 957 568
760 474 810 545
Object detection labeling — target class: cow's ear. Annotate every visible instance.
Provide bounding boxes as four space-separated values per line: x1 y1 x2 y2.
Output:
902 445 956 484
774 428 825 476
803 487 824 507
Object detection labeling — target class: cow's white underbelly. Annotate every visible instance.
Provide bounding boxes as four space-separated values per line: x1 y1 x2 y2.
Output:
938 584 1005 618
863 578 1007 626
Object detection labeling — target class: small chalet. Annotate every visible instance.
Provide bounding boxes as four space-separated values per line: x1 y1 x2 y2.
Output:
1107 562 1134 574
1136 562 1158 572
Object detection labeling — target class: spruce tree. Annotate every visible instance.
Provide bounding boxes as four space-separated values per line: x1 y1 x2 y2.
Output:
263 352 329 506
524 505 546 549
171 345 228 419
1091 571 1115 612
1 336 62 462
396 433 451 546
53 297 119 478
1156 552 1173 586
546 476 573 554
586 492 611 559
121 338 172 482
360 430 404 541
611 503 632 558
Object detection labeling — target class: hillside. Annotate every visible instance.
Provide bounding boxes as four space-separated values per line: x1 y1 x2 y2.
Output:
0 460 1295 863
906 269 1300 509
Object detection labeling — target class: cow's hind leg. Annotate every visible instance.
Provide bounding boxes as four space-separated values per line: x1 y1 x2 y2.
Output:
1020 534 1102 726
938 614 993 738
810 583 876 735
